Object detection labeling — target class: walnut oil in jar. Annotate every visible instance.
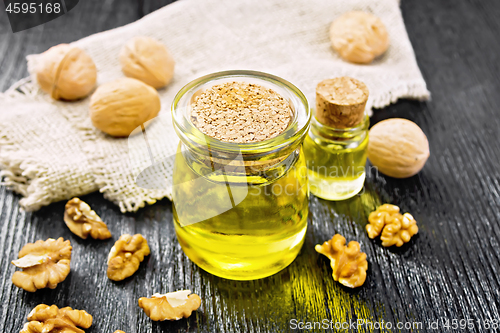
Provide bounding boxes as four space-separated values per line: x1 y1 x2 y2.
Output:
171 71 311 280
303 77 369 200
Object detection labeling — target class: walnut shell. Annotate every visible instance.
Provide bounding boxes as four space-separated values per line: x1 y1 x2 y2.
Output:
89 78 161 137
119 36 175 88
329 11 389 64
368 118 430 178
35 44 97 100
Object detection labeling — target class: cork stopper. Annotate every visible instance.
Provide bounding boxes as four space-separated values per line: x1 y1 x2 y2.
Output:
315 77 369 128
191 81 291 143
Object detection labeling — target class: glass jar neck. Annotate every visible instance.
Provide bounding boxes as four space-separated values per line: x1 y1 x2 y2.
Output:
171 70 311 185
180 142 302 185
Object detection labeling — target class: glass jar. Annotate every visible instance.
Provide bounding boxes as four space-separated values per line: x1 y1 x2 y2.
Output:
303 115 369 200
171 70 311 280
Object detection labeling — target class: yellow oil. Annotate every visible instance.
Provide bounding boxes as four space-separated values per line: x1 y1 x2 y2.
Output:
172 144 309 280
304 117 368 201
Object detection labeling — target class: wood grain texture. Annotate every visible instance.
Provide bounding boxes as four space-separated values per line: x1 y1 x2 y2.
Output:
1 0 500 332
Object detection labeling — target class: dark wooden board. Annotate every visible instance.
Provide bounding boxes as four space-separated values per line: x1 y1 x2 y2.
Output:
1 0 500 332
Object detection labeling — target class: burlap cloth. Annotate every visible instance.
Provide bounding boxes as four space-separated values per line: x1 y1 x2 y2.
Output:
0 0 429 213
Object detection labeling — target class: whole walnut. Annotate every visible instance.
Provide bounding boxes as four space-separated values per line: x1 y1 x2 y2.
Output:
119 36 175 88
89 78 161 137
34 44 97 100
329 11 389 64
368 118 430 178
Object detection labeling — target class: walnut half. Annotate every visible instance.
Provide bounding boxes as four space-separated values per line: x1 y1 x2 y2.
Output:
381 213 419 247
367 204 419 247
12 238 72 292
139 290 201 321
107 234 150 281
315 234 368 288
64 198 111 240
20 304 92 333
366 204 400 238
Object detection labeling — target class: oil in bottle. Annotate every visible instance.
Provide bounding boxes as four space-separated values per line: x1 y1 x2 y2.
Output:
303 77 369 200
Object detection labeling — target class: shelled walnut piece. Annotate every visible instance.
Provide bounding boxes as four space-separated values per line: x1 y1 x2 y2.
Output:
381 212 418 247
139 290 201 321
366 204 400 238
64 198 111 240
315 234 368 288
20 304 92 333
315 77 369 129
12 238 72 292
367 204 419 247
107 234 150 281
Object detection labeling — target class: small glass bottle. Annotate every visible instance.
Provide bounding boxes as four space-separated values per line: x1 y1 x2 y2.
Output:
303 77 369 200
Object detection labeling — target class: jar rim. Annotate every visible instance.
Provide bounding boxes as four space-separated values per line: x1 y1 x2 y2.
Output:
171 70 311 155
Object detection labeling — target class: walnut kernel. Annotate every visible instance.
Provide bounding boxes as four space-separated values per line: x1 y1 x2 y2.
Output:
12 238 72 292
107 234 150 281
138 290 201 321
64 198 111 240
366 204 400 238
21 304 92 333
381 213 419 247
367 204 419 247
315 234 368 288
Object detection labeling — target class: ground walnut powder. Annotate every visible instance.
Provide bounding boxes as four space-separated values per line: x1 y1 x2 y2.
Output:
190 81 292 143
